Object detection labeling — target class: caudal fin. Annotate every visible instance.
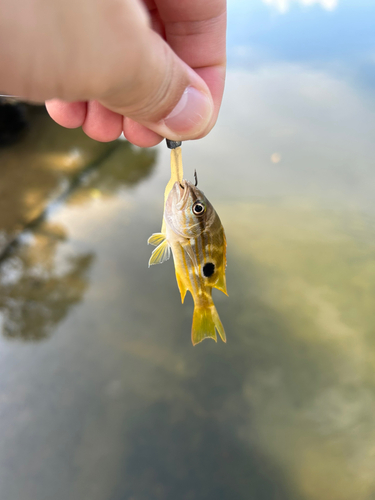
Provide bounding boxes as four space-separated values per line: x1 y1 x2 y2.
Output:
191 303 226 346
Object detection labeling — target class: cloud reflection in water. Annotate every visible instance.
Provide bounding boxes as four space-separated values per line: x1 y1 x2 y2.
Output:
262 0 338 13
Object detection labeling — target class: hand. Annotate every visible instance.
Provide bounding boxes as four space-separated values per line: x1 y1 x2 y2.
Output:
0 0 226 146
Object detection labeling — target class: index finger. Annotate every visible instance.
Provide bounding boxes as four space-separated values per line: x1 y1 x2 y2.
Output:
154 0 226 132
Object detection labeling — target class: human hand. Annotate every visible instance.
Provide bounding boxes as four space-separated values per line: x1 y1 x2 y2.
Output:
0 0 226 146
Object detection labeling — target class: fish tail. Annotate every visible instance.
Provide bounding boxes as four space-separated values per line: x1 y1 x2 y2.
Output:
191 302 226 346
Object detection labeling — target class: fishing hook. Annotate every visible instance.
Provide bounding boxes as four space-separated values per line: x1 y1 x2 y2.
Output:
194 169 198 186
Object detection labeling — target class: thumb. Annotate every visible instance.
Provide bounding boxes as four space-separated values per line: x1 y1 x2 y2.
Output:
98 29 214 141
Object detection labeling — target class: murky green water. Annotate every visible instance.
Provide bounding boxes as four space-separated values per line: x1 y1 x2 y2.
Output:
1 1 375 499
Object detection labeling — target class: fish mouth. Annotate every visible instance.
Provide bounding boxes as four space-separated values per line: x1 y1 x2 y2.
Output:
176 180 191 210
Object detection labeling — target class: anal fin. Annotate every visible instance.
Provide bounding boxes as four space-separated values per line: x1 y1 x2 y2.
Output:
175 270 187 303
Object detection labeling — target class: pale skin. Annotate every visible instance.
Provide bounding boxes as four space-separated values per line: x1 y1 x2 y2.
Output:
0 0 226 147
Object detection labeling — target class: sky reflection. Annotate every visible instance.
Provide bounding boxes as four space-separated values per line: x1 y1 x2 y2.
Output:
227 0 375 91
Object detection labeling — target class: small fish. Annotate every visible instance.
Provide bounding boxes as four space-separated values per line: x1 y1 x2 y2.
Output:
148 175 227 345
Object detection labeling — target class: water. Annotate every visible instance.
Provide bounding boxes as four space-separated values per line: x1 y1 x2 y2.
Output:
1 1 375 499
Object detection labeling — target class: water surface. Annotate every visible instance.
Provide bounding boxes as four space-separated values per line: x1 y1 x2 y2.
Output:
1 1 375 499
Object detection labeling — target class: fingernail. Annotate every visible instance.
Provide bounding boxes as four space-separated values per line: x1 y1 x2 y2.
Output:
163 87 213 135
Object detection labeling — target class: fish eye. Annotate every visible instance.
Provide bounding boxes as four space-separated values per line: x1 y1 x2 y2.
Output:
192 201 206 216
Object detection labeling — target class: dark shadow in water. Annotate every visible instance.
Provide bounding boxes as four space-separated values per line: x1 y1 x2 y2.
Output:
0 141 156 341
0 98 28 146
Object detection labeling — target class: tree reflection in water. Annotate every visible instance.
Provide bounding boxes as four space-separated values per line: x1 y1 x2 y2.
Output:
0 224 94 341
0 140 156 341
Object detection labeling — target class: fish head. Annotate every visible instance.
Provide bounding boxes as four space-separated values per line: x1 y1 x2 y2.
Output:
164 180 215 238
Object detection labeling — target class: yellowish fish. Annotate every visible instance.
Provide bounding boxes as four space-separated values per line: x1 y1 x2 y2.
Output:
148 144 227 345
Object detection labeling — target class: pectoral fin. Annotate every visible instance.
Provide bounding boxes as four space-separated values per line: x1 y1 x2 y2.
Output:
148 237 171 267
148 233 166 247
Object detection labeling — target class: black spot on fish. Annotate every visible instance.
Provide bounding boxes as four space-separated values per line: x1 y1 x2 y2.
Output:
203 262 215 278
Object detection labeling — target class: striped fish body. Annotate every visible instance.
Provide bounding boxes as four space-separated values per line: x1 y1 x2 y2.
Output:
148 180 227 345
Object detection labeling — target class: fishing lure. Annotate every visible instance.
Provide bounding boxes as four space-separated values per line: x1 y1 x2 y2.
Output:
148 140 227 345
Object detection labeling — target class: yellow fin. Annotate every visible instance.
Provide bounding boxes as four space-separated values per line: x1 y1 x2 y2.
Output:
148 233 166 246
191 303 226 346
214 272 228 296
175 270 187 304
148 238 170 267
